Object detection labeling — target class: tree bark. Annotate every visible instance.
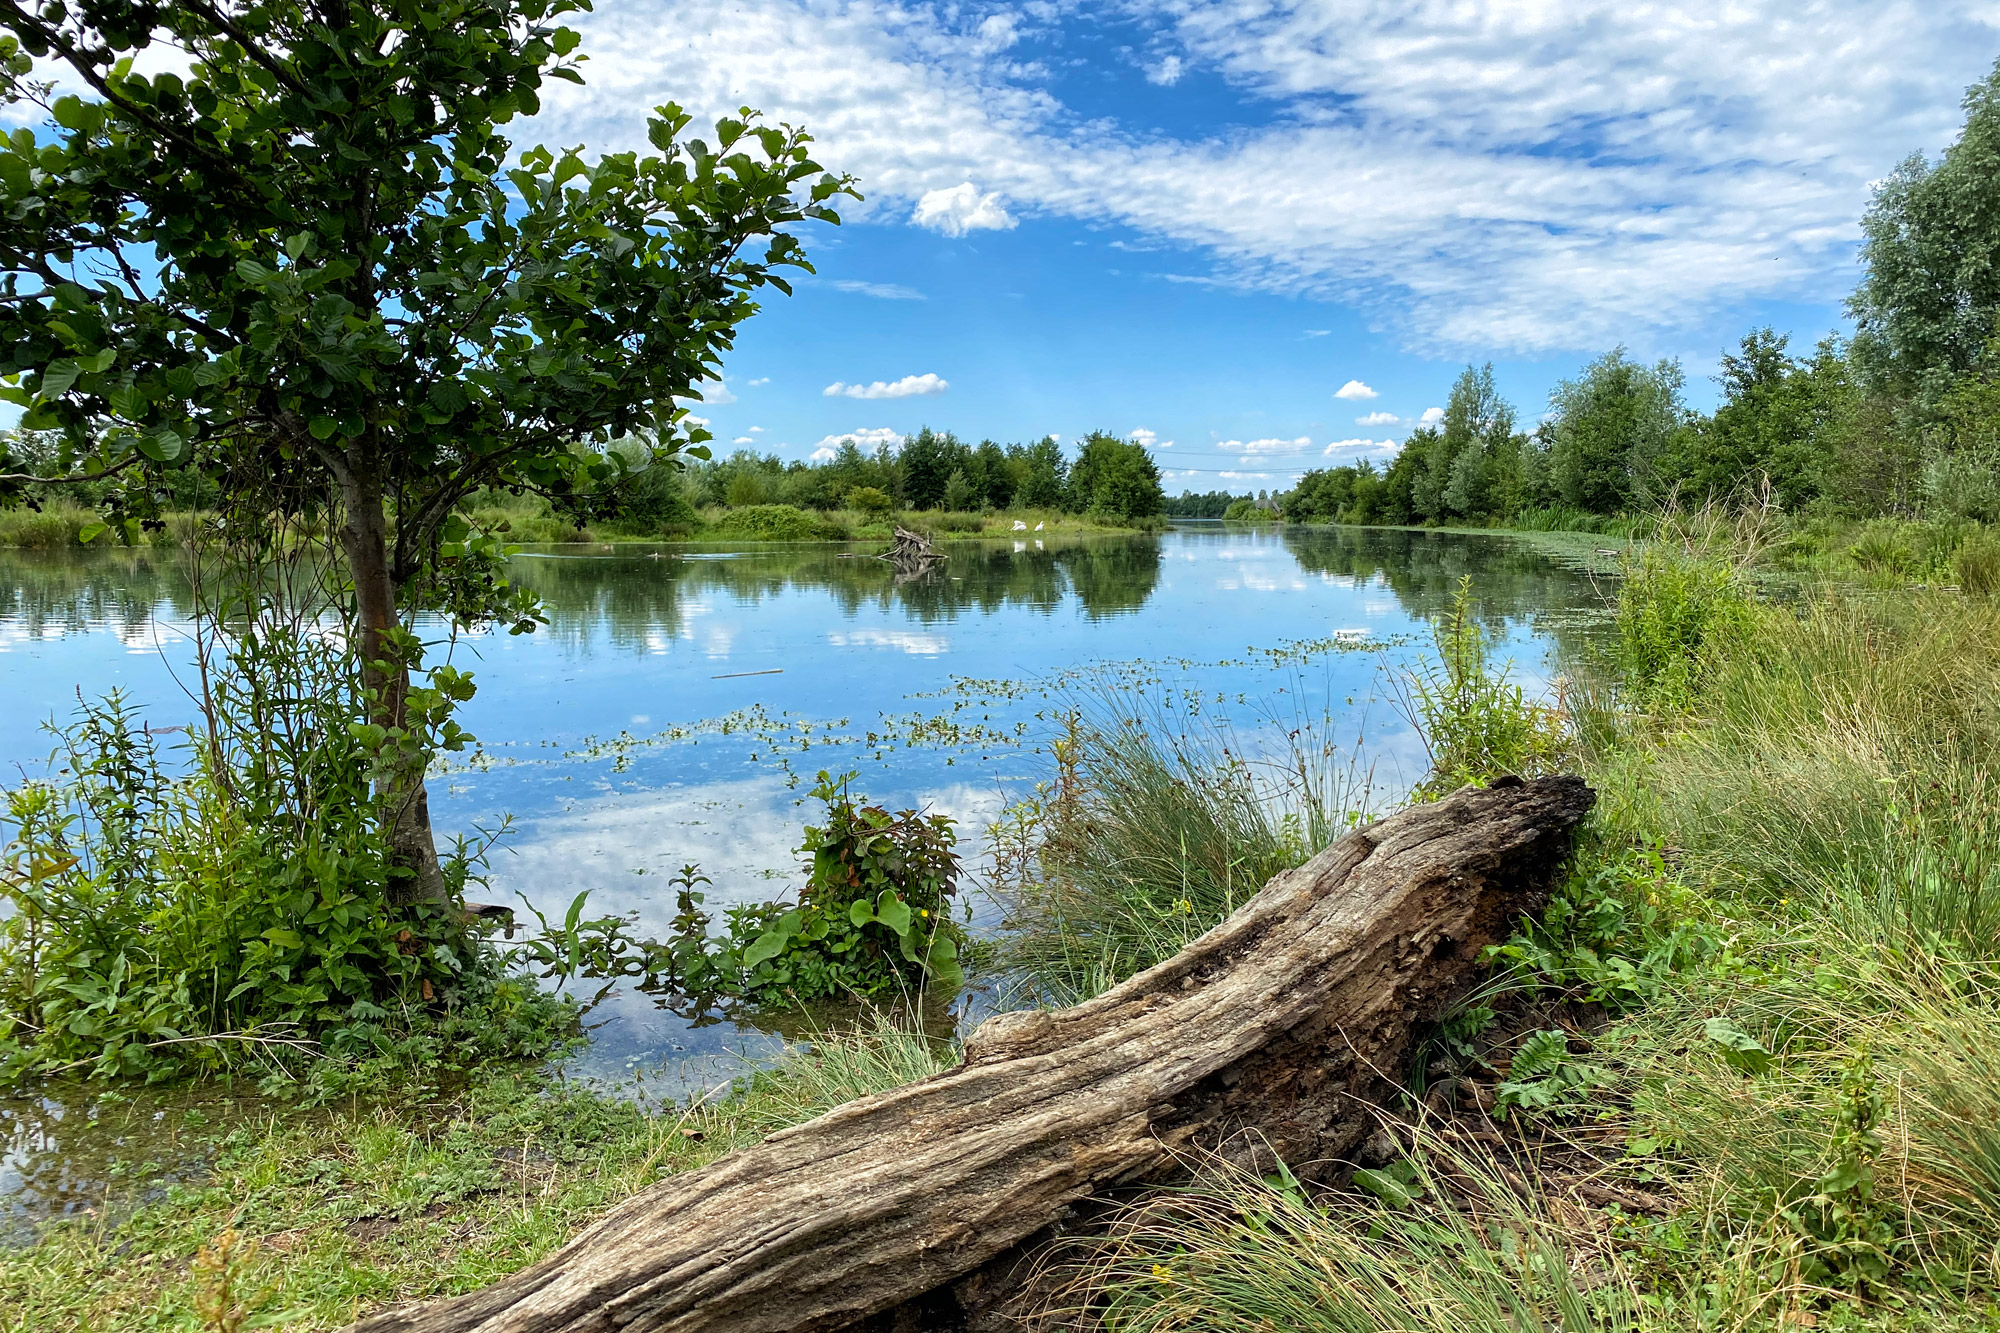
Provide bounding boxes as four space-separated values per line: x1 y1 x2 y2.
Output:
338 471 450 908
348 774 1594 1333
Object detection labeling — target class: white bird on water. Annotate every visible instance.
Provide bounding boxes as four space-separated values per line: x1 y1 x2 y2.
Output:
1012 519 1027 531
1034 521 1044 531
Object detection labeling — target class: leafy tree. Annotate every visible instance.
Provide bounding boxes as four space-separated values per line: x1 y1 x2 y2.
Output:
1852 58 2000 401
0 1 852 902
970 439 1013 509
1409 364 1515 522
1661 329 1848 511
1546 350 1686 515
1067 431 1163 521
1284 467 1357 524
942 467 978 513
1012 436 1068 509
897 427 965 510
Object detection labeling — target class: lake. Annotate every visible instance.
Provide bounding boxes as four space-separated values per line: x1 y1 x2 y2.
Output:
0 523 1608 1230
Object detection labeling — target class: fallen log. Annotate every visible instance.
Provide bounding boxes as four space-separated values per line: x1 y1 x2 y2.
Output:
352 774 1593 1333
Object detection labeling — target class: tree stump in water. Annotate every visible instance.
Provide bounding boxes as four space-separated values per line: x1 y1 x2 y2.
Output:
350 775 1593 1333
882 525 943 573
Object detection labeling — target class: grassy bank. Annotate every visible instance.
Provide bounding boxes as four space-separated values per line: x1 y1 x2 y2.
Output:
0 500 1161 550
991 515 2000 1329
0 1019 947 1331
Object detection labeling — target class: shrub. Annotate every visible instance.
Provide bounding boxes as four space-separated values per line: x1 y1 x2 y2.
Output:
1846 519 1920 579
1612 547 1752 713
708 504 847 541
845 486 894 516
1955 528 2000 595
1399 576 1572 798
0 503 99 549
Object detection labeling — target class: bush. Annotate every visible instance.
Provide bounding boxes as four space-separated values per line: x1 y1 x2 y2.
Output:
707 504 847 541
1612 541 1753 713
845 486 894 517
1399 576 1572 798
1955 528 2000 595
0 503 100 549
0 688 551 1085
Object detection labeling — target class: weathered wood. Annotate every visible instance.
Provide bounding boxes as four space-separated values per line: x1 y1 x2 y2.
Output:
351 775 1593 1333
881 525 943 571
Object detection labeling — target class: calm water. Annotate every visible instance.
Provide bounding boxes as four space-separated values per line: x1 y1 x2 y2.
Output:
0 523 1608 1230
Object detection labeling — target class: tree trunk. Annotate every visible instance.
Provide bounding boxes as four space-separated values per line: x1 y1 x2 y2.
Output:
346 775 1594 1333
338 473 450 908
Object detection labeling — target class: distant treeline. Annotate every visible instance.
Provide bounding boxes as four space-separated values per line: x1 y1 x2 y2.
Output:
1275 64 2000 533
607 427 1167 530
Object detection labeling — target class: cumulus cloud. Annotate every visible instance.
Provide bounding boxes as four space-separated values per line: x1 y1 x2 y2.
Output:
1130 427 1172 449
746 378 770 388
733 435 756 444
1146 54 1184 86
1334 380 1379 401
1222 436 1311 462
912 182 1016 236
822 373 949 400
1356 411 1401 427
833 279 926 300
534 0 2000 353
1322 437 1400 457
1419 407 1446 426
812 427 906 455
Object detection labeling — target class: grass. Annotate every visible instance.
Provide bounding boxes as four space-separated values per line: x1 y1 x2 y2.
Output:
993 509 2000 1329
0 1015 948 1331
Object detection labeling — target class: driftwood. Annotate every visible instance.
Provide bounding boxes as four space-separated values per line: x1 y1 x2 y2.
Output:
351 775 1593 1333
881 525 944 575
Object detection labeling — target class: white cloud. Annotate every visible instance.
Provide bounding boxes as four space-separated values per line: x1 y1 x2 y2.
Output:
1218 470 1278 481
1146 54 1184 86
1303 329 1332 338
1334 380 1379 401
732 435 756 444
913 182 1017 236
833 279 927 300
681 378 734 406
746 378 770 388
1355 411 1401 427
536 0 2000 353
681 412 710 429
810 446 837 462
822 373 950 400
1223 436 1312 461
1130 427 1172 449
1419 407 1446 426
1322 437 1400 457
812 427 906 454
747 425 765 433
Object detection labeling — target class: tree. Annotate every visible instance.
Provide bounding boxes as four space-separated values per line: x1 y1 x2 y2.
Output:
0 2 852 902
1433 363 1517 521
1852 58 2000 402
897 428 966 510
1661 328 1846 510
1545 350 1686 515
970 439 1013 509
1012 436 1068 509
1067 431 1164 521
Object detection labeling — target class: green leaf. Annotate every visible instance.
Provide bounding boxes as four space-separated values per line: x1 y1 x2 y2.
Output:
37 362 81 399
873 892 912 937
309 416 338 440
847 898 875 927
1354 1162 1425 1209
741 928 790 970
77 521 107 545
1702 1016 1771 1074
923 935 962 987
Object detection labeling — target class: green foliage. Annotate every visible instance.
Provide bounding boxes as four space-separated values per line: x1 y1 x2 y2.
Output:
1610 508 1755 713
706 503 846 541
1067 431 1166 522
1223 497 1273 521
844 485 895 516
1546 348 1688 516
1400 577 1572 799
0 689 557 1084
1851 57 2000 401
1955 528 2000 594
1493 1029 1610 1118
998 695 1368 1003
532 774 966 1009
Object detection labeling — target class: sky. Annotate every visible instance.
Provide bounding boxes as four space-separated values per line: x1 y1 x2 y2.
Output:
529 0 2000 492
14 2 2000 493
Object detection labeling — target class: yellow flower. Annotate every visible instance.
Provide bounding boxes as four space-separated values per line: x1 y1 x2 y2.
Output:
1152 1264 1172 1282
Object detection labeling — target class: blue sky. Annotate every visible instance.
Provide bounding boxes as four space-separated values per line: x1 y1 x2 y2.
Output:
17 2 2000 493
534 0 2000 492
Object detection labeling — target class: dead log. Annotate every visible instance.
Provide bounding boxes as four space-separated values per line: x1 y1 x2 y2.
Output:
350 775 1593 1333
881 525 943 571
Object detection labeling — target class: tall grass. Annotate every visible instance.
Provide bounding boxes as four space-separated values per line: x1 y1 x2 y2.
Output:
994 688 1374 1004
1049 1143 1634 1333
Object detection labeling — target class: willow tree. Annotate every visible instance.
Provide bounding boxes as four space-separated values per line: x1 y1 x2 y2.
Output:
0 1 851 903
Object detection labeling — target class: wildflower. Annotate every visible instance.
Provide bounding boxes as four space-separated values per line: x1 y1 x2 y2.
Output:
1152 1263 1172 1282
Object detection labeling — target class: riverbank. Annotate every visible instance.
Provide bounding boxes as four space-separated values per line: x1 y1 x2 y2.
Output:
0 501 1162 550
